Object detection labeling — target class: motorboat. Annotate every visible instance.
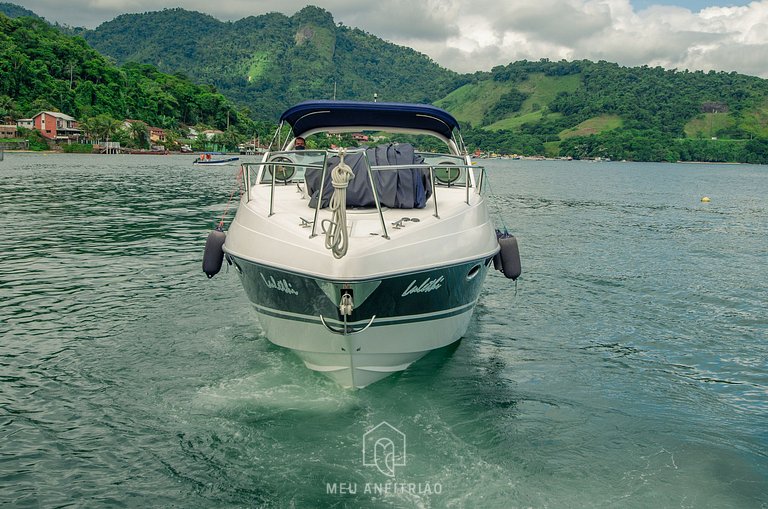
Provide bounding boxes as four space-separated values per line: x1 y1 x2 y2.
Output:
194 153 240 165
204 100 520 388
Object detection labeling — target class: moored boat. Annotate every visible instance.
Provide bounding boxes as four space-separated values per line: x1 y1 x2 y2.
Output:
205 100 520 388
193 153 240 165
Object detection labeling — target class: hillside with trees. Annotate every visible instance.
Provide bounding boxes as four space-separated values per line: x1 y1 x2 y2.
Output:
0 2 39 20
2 3 768 162
0 11 259 150
80 6 462 120
445 59 768 163
77 6 768 163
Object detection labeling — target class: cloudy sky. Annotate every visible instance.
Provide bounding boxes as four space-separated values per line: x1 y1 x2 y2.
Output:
15 0 768 77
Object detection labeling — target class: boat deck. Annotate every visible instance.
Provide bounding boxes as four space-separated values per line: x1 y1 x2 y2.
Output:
226 175 498 280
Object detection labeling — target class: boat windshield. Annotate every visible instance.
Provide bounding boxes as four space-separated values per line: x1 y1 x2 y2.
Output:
256 146 470 188
258 149 325 184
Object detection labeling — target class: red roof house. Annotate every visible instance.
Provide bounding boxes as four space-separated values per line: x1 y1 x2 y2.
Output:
33 111 81 140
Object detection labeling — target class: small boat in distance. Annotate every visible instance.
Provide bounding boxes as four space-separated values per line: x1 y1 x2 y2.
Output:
193 152 240 166
203 100 521 388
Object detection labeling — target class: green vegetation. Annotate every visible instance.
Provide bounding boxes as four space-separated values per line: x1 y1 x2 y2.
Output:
487 111 561 132
0 2 40 20
80 6 461 120
16 127 49 150
684 112 734 139
2 3 768 162
247 51 271 82
0 12 259 151
560 115 623 139
519 73 581 109
440 59 768 162
436 81 510 126
482 89 530 126
61 143 94 153
741 100 768 138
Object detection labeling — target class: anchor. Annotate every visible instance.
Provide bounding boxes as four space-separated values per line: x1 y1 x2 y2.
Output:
319 314 376 336
318 291 376 335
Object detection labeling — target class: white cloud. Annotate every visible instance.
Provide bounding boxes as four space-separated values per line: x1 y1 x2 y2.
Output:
14 0 768 77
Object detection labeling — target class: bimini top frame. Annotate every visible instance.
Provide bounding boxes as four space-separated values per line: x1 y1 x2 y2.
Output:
280 100 460 140
271 100 468 155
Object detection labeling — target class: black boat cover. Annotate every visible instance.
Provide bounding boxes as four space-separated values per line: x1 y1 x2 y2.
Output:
306 143 432 209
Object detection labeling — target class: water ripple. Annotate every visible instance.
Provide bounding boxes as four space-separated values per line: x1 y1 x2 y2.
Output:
0 155 766 507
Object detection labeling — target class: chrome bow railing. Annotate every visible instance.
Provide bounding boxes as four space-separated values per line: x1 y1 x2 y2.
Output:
239 147 486 241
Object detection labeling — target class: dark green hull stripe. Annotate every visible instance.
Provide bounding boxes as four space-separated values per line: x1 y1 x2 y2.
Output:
230 256 491 321
252 301 477 327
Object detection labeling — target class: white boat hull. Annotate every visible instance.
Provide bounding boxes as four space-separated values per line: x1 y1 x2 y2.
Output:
193 157 240 166
255 305 476 388
227 253 493 387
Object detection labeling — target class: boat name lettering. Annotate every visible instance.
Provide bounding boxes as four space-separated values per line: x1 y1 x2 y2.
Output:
260 273 299 295
401 276 444 297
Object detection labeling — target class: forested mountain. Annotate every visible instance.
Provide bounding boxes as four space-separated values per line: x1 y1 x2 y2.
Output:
2 2 768 162
81 6 462 120
0 13 252 137
74 5 768 162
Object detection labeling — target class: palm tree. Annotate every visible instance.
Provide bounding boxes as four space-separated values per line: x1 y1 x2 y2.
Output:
78 117 98 143
127 120 149 148
81 114 122 143
0 95 16 122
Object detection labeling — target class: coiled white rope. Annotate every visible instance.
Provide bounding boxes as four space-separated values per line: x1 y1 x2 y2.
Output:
322 149 355 259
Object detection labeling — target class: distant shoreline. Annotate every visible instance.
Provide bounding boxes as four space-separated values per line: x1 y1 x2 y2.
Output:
0 150 235 156
0 150 761 165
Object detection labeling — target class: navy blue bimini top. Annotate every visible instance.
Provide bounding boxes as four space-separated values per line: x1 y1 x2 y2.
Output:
279 100 460 139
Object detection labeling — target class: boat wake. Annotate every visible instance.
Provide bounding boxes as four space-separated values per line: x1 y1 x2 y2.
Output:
194 368 360 414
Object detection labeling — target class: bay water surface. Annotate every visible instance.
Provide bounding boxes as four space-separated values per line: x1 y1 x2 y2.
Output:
1 153 766 507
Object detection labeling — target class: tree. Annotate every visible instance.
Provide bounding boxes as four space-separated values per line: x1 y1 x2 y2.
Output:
126 120 149 148
81 113 122 143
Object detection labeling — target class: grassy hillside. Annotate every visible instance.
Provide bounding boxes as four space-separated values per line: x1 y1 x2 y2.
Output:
750 106 768 138
246 51 271 82
684 99 768 140
684 113 735 139
560 115 623 139
436 73 581 130
435 81 509 126
742 99 768 138
487 74 579 129
439 59 768 162
512 73 579 119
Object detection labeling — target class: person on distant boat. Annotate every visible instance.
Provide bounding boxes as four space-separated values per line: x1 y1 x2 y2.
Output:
294 137 306 150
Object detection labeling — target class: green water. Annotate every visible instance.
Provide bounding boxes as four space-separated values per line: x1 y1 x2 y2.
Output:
1 153 766 507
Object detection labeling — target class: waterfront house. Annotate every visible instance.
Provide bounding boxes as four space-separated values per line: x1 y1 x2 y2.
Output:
202 129 224 140
31 111 82 140
0 124 18 138
149 126 166 143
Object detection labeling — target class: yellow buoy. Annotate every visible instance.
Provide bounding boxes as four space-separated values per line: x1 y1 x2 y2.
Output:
701 196 711 203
